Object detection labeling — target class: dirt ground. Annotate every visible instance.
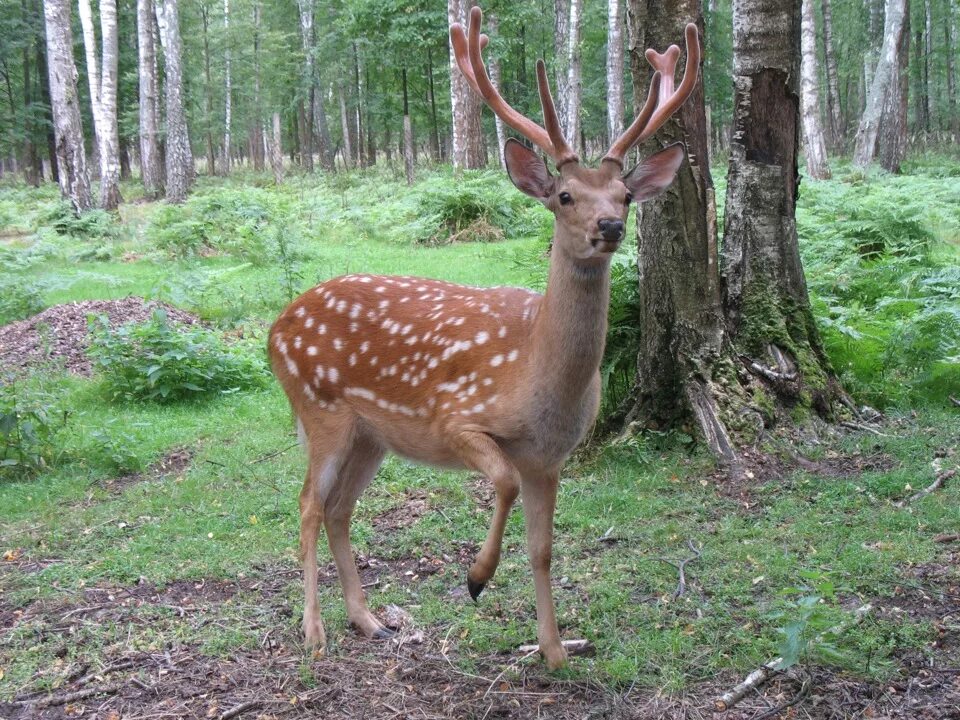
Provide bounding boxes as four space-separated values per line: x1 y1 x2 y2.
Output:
1 553 957 720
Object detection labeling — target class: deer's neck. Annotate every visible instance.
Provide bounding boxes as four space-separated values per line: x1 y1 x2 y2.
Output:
528 243 611 402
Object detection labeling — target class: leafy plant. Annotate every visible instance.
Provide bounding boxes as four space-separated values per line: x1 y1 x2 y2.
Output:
771 571 850 671
0 380 64 480
0 276 46 324
42 202 119 240
88 310 270 402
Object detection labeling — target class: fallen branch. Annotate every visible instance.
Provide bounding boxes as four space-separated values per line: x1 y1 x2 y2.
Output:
840 421 887 436
934 533 960 543
896 467 957 508
18 682 124 708
949 395 959 408
752 674 812 720
714 603 872 712
517 638 593 656
656 540 702 598
219 700 262 719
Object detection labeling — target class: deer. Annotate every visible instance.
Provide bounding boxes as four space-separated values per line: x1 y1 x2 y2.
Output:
268 7 700 670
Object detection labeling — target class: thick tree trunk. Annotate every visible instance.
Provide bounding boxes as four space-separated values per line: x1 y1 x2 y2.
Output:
554 0 570 134
42 0 91 212
723 0 840 417
607 0 625 144
800 0 830 178
820 0 843 148
448 0 486 169
853 0 909 168
620 0 737 462
36 28 59 183
137 0 162 196
313 82 334 171
878 3 910 172
222 0 232 174
155 0 193 202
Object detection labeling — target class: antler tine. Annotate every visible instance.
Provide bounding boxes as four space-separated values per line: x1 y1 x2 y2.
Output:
451 6 575 165
604 23 701 164
535 60 577 164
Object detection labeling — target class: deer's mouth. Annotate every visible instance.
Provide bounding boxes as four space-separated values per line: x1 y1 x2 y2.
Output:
589 237 621 254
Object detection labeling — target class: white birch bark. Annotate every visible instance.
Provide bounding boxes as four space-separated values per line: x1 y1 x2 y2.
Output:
137 0 162 196
338 82 353 169
800 0 830 178
487 15 506 169
271 112 283 184
606 0 624 143
554 0 570 134
564 0 583 147
820 0 843 145
155 0 193 201
223 0 232 173
853 0 908 168
297 0 314 171
42 0 92 211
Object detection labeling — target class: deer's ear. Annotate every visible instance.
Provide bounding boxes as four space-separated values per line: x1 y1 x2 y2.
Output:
622 143 686 201
504 139 555 199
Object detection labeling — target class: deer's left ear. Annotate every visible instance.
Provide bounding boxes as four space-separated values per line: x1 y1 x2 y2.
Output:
622 143 686 201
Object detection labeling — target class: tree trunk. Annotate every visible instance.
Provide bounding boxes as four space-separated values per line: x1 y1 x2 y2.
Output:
914 9 928 132
427 47 441 163
606 0 625 145
564 0 584 151
554 0 570 134
487 15 506 168
924 0 932 130
36 27 59 183
155 0 193 202
402 68 414 185
820 0 843 147
201 2 215 175
338 81 353 169
137 0 161 196
365 65 375 166
271 112 283 184
251 0 264 172
222 0 232 174
947 1 958 136
619 0 737 462
21 0 39 187
42 0 91 212
352 43 364 167
800 0 830 178
878 2 910 172
853 0 908 168
313 81 334 171
297 0 314 171
448 0 486 169
723 0 841 417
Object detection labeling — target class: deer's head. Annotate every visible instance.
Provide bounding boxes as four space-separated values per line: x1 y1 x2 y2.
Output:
451 9 700 266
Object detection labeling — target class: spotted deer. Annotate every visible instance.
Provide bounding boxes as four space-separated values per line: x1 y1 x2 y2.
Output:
268 8 700 669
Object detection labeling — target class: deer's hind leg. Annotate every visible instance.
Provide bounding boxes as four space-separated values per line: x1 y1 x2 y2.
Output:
322 424 389 638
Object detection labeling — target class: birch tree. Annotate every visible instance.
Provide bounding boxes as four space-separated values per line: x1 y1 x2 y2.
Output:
155 0 193 202
606 0 624 143
78 0 122 208
41 0 91 212
447 0 485 169
222 0 231 173
800 0 830 178
563 0 583 148
137 0 162 197
820 0 843 146
853 0 908 168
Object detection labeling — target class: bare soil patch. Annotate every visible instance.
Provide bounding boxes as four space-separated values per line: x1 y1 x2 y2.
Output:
371 490 430 532
101 446 194 493
0 297 200 377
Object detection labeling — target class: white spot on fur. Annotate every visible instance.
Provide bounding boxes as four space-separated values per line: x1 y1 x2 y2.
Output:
507 349 519 362
490 354 504 367
328 367 339 383
307 346 318 356
475 331 489 345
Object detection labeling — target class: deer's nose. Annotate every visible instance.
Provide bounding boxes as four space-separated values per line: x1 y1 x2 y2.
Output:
598 218 624 242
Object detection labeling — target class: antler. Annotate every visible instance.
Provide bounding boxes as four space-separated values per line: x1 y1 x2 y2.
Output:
604 23 701 166
450 6 577 166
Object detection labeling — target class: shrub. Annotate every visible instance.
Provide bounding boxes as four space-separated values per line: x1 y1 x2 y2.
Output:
0 277 46 325
0 380 63 480
88 309 270 402
42 201 118 240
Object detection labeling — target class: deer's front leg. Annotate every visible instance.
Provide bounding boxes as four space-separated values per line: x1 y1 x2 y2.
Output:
521 470 566 670
449 431 520 600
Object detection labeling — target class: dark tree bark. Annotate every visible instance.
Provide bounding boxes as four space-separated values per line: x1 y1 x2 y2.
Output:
426 47 441 163
722 0 841 417
42 0 92 212
620 0 738 462
878 3 910 172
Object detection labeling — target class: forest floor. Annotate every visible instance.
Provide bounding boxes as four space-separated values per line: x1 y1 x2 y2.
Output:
2 167 960 718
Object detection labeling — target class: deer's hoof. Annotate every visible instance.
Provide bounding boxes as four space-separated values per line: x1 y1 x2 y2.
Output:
467 576 486 602
373 627 396 640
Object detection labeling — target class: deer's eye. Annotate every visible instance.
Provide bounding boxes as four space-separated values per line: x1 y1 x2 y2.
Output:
625 192 634 204
558 192 573 205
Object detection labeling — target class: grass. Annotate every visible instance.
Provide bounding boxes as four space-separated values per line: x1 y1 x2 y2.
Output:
1 162 959 709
